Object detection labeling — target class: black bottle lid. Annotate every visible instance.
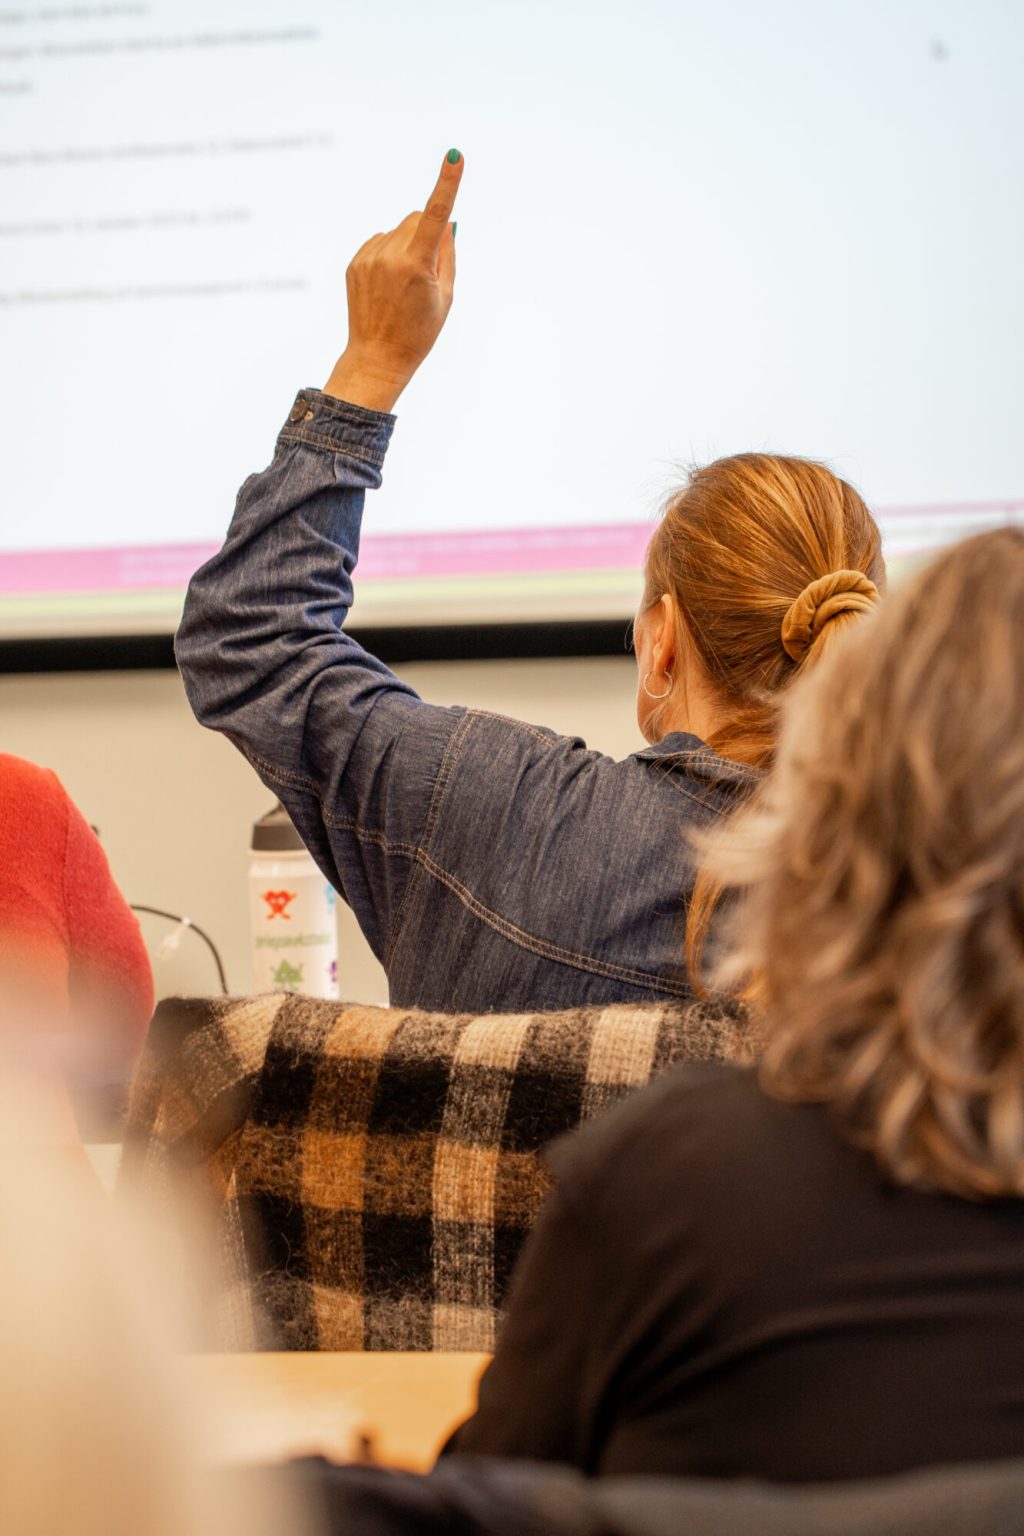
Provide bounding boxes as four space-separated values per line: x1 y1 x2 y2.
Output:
251 802 305 853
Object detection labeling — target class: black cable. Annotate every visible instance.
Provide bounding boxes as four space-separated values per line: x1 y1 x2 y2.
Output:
130 905 230 996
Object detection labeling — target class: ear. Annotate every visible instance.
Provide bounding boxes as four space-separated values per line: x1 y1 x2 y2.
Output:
652 592 679 677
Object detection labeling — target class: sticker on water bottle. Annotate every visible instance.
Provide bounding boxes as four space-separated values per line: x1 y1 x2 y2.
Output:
249 862 340 1000
272 958 305 988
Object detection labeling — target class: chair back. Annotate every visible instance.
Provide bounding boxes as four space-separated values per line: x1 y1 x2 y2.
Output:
123 993 750 1350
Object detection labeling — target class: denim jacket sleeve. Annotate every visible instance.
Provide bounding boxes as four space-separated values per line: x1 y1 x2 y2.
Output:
175 387 567 967
176 388 473 960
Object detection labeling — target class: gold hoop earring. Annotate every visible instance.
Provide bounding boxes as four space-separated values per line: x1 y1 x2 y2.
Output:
643 670 672 701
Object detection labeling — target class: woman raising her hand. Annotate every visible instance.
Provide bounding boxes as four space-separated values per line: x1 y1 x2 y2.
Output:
177 150 883 1011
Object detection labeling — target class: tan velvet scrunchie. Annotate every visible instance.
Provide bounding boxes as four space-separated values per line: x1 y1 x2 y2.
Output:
780 569 880 662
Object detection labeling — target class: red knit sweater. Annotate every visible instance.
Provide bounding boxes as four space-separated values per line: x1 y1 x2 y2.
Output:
0 754 154 1062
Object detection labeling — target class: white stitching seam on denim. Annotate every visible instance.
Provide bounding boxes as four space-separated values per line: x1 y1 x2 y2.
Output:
320 812 694 997
643 767 734 814
382 711 476 970
642 748 759 781
276 430 387 466
247 750 321 794
250 727 711 992
465 709 559 748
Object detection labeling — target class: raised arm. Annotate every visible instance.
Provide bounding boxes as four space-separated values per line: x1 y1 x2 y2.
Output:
176 155 479 961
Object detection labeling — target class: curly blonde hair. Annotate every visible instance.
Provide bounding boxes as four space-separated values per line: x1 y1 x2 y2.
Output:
708 527 1024 1199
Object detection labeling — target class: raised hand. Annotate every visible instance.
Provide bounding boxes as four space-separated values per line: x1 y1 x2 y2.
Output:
325 149 464 413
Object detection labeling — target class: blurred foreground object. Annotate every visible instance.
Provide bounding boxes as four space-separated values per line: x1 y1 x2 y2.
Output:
0 752 154 1135
0 1068 317 1536
278 1452 1024 1536
186 1352 487 1472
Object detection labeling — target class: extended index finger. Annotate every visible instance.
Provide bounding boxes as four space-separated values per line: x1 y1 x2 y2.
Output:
410 149 464 261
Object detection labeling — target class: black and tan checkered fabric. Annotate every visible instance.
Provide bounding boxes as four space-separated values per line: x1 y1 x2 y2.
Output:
123 993 750 1351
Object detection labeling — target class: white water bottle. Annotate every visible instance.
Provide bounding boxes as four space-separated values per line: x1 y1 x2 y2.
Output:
249 803 340 999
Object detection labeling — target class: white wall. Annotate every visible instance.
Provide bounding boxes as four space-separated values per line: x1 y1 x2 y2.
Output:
0 656 643 1005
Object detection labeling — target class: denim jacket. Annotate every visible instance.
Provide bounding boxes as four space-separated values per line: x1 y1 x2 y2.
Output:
176 390 760 1012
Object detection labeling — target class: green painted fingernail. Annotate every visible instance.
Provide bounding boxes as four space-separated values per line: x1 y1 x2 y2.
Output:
446 148 461 164
452 221 458 240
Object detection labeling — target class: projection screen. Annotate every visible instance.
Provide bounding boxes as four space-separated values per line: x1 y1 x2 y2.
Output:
1 0 1021 638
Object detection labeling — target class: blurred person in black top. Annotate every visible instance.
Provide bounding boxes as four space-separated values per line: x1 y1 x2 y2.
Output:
450 529 1024 1482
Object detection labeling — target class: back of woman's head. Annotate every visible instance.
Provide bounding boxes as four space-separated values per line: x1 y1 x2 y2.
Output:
645 453 885 767
711 526 1024 1199
645 454 884 982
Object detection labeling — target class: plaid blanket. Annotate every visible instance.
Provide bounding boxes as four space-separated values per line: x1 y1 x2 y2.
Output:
123 993 751 1351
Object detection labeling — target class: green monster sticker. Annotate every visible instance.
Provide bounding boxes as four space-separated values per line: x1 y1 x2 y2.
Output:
272 958 305 988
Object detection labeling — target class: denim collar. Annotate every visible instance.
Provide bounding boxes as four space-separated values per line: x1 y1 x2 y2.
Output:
633 732 761 788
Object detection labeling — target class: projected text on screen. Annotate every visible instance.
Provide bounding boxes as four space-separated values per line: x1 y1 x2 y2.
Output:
1 0 1022 635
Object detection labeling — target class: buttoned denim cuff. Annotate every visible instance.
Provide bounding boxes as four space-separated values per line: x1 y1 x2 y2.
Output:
276 388 397 468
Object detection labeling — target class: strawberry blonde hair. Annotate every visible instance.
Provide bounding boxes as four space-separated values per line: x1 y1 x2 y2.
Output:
641 453 884 982
706 528 1024 1199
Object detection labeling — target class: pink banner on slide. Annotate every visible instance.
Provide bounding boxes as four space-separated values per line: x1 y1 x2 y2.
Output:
1 500 1022 599
0 522 655 597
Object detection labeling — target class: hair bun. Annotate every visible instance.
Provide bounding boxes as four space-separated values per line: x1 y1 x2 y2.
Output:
781 569 880 662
